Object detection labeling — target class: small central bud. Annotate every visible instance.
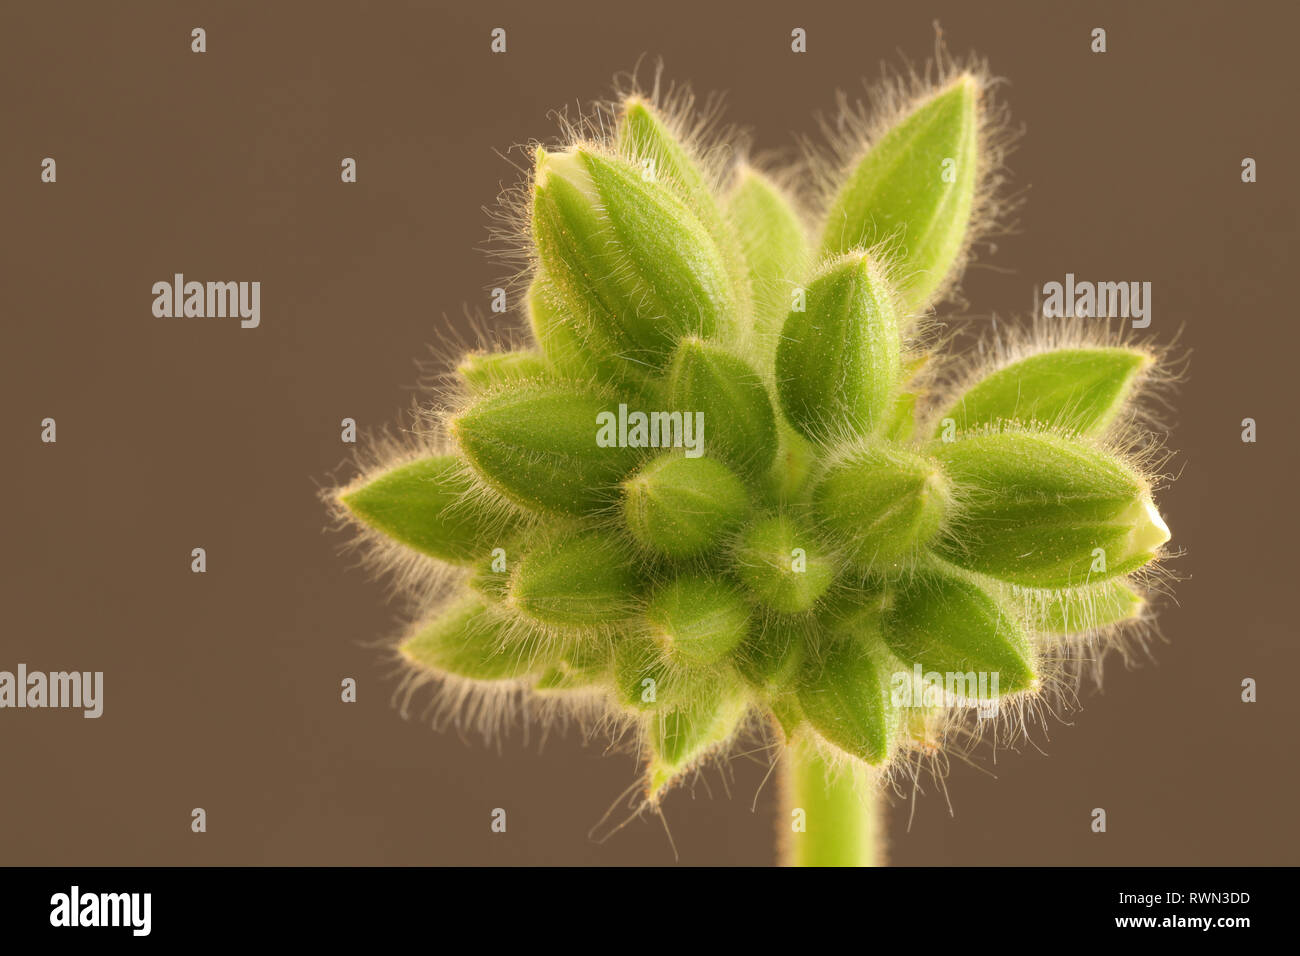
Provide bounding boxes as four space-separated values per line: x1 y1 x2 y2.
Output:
621 453 750 559
812 445 951 569
734 514 834 613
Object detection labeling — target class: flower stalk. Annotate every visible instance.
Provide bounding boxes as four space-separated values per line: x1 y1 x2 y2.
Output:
781 740 881 867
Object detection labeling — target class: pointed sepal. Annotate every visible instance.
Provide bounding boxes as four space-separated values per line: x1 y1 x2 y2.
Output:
936 347 1149 438
340 455 520 565
820 74 981 313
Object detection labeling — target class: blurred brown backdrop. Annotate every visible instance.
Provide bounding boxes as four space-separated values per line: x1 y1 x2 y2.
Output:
2 1 1295 865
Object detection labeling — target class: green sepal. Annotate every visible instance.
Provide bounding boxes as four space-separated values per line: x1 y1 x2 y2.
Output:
456 350 549 394
622 453 751 558
820 74 980 313
776 253 901 444
726 166 809 337
532 148 737 375
340 455 520 565
613 633 728 712
645 691 749 800
934 431 1171 588
616 97 717 214
733 514 835 613
796 620 899 765
1025 579 1145 635
884 392 918 442
616 97 752 315
734 611 811 694
400 594 557 682
509 530 639 629
666 338 777 480
935 347 1149 438
453 382 644 516
812 444 950 569
526 276 621 384
770 423 817 504
533 640 613 691
645 575 751 665
882 567 1035 694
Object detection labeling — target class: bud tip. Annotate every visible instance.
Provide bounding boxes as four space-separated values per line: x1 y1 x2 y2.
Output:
1131 496 1172 553
943 71 979 100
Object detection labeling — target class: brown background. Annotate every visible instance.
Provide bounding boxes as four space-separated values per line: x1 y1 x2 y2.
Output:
3 1 1296 866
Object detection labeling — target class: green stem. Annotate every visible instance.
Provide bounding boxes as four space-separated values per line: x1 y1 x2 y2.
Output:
779 739 883 867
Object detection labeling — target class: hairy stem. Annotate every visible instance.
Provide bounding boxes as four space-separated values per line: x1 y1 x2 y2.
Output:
780 739 883 867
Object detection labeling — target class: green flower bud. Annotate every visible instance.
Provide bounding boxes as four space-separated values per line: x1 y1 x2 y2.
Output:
622 453 750 558
734 514 835 613
340 456 519 565
726 165 809 336
331 64 1187 860
813 445 950 568
645 575 751 665
882 568 1035 694
617 96 716 212
509 530 639 629
820 74 980 313
797 623 899 765
527 275 625 384
531 147 736 375
401 594 554 682
934 431 1171 588
735 611 811 694
457 349 548 394
815 589 889 652
616 97 752 313
936 347 1150 438
452 382 643 516
526 276 584 374
666 338 777 480
533 640 612 692
1026 579 1145 635
613 633 727 712
776 254 901 444
646 693 748 800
